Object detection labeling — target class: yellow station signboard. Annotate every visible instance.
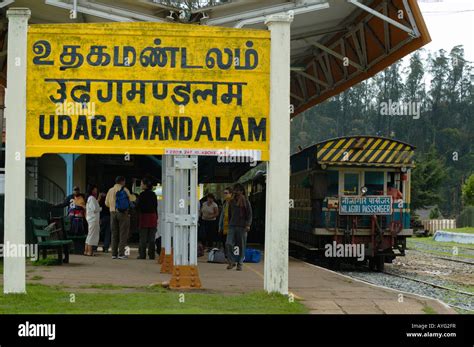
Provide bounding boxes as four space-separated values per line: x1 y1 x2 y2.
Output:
26 22 270 160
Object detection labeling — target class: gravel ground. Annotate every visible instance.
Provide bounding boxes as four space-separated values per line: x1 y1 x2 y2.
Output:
338 249 473 312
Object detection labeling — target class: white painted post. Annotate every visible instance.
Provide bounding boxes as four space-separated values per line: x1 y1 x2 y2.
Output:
264 12 293 295
172 155 198 266
189 156 198 266
164 155 174 255
3 8 31 294
173 155 183 266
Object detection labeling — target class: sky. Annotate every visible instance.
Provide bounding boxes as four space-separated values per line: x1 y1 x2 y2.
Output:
417 0 474 62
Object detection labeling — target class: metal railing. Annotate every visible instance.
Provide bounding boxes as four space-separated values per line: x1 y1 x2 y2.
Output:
26 167 65 205
38 173 66 205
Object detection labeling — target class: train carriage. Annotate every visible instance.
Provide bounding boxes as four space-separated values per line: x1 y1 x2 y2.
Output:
289 136 415 271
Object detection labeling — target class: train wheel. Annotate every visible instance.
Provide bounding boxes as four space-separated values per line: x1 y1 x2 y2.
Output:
368 257 376 271
375 255 385 272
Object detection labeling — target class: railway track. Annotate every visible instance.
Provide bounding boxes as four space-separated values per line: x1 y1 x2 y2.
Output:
382 270 474 297
291 251 473 312
408 249 474 265
431 255 474 265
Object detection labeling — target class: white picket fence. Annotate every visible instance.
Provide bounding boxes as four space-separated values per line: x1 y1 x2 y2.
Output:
422 219 456 235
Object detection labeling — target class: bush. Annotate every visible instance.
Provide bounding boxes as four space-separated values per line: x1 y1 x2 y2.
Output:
457 206 474 227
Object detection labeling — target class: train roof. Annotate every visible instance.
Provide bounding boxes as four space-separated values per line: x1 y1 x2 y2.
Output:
292 136 415 171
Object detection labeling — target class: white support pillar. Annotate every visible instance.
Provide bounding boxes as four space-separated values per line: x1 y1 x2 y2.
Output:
3 8 31 294
164 155 174 255
160 154 174 273
170 155 200 289
264 12 293 295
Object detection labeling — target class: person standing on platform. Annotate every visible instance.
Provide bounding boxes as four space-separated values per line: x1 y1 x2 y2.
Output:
200 193 219 250
225 183 252 271
55 186 87 235
98 192 111 253
105 176 136 259
136 177 158 260
85 184 101 256
218 187 232 249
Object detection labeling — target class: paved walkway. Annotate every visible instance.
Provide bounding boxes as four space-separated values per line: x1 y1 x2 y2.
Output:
19 248 454 314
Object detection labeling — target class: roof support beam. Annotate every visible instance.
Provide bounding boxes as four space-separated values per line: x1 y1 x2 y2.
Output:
347 0 417 37
295 69 329 88
311 40 364 71
364 21 385 52
0 0 14 9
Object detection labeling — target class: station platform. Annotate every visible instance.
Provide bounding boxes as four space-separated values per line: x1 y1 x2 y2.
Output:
21 248 454 314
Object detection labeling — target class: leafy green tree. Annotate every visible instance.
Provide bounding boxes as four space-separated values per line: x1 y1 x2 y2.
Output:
429 207 440 219
410 147 447 210
462 174 474 206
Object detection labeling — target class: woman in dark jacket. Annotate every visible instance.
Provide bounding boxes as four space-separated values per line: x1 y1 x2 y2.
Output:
136 177 158 260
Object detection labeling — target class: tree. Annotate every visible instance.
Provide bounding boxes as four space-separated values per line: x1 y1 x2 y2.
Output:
411 147 447 210
401 50 427 145
429 207 440 219
462 174 474 206
289 44 473 218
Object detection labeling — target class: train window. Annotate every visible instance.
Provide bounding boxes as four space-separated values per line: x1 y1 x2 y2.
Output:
364 171 384 195
327 171 338 196
343 173 359 195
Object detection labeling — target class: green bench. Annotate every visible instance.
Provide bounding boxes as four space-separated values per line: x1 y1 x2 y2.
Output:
61 216 87 254
30 218 72 264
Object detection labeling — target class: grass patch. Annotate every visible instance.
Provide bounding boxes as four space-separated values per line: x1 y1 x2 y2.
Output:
408 237 474 251
0 284 308 314
452 284 474 294
30 275 44 281
422 305 437 314
446 227 474 234
454 307 474 314
29 258 60 266
79 283 137 290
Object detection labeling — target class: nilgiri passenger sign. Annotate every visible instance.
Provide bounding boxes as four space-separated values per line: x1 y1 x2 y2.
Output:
339 196 393 215
26 22 270 159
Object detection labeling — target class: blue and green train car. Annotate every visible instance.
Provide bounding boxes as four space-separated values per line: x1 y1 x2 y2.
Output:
288 136 415 271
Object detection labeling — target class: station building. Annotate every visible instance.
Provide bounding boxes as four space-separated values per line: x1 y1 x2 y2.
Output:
0 0 431 294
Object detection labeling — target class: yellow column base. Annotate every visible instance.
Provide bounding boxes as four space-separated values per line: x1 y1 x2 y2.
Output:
160 253 173 274
157 247 166 264
169 265 202 289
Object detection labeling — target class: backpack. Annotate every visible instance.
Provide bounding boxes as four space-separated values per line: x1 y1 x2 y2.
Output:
244 248 261 263
115 187 130 212
207 248 226 263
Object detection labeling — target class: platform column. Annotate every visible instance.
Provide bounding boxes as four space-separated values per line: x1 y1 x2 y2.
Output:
3 8 31 294
264 12 293 295
160 154 174 273
59 154 81 194
157 157 165 264
170 155 201 289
